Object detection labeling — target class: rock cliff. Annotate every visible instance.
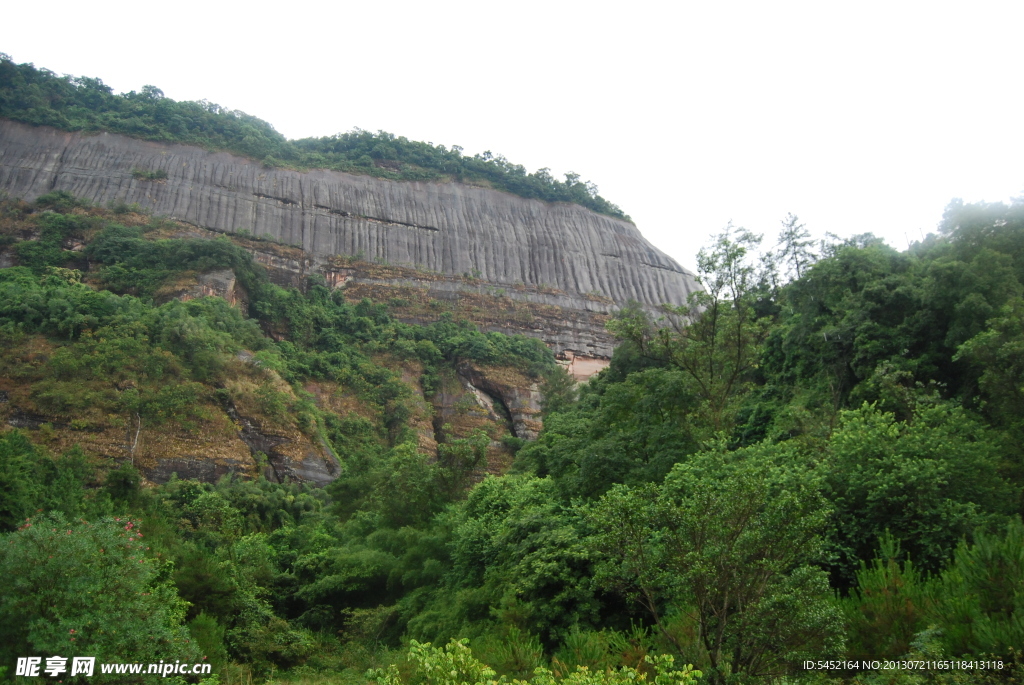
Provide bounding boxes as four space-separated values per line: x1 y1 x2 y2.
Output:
0 119 700 363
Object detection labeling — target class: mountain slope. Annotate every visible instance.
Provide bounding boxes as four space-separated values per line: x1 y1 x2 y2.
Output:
0 118 700 362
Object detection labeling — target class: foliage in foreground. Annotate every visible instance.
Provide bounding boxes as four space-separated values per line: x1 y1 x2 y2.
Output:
368 639 700 685
0 512 200 681
589 443 843 682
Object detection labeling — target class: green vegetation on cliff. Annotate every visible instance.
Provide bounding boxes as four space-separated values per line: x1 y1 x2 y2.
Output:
0 192 565 681
0 54 629 220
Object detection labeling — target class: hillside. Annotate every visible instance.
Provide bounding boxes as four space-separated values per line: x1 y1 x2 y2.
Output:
0 193 562 488
0 55 703 369
0 117 699 366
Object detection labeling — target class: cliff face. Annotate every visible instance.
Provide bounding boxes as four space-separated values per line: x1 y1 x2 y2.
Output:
0 119 700 361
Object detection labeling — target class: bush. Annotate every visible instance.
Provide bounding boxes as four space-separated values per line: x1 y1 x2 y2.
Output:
132 168 168 181
368 639 700 685
0 513 200 671
34 190 89 213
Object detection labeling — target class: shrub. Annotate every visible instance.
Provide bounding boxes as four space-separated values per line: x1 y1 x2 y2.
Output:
368 639 700 685
131 168 168 181
0 513 200 671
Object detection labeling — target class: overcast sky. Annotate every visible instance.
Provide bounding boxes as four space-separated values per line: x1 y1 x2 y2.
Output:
3 0 1022 272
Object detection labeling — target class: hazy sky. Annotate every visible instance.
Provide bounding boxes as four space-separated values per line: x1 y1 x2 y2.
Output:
3 0 1022 272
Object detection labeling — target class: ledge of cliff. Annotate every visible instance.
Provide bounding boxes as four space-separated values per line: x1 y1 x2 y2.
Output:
0 119 700 370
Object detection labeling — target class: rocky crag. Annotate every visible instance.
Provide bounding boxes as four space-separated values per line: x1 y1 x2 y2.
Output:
0 119 700 374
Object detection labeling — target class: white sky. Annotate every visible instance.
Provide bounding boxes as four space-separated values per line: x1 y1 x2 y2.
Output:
3 0 1022 273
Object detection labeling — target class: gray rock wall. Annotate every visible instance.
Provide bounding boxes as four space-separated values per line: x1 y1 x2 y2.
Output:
0 119 700 356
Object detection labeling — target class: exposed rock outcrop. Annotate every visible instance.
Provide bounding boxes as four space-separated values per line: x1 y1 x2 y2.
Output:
225 401 339 485
557 351 611 382
157 268 248 307
429 366 518 477
146 454 253 485
457 364 543 441
0 119 701 359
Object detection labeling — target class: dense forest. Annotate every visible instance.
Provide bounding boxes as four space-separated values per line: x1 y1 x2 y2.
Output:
0 54 628 220
1 190 1023 684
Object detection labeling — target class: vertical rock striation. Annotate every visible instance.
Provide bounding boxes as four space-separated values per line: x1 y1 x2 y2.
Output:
0 119 700 358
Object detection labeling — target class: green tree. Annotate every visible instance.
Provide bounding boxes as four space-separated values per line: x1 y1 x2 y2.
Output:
774 213 817 282
0 433 106 531
0 513 200 680
956 297 1024 500
841 518 1024 662
929 517 1024 658
608 226 772 435
760 235 925 418
839 533 932 660
588 443 843 682
408 475 597 645
824 401 1014 585
0 431 41 531
520 368 701 499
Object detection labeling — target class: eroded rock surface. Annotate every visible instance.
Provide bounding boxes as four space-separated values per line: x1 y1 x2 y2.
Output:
224 399 340 486
157 268 249 307
0 119 701 358
456 363 543 441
